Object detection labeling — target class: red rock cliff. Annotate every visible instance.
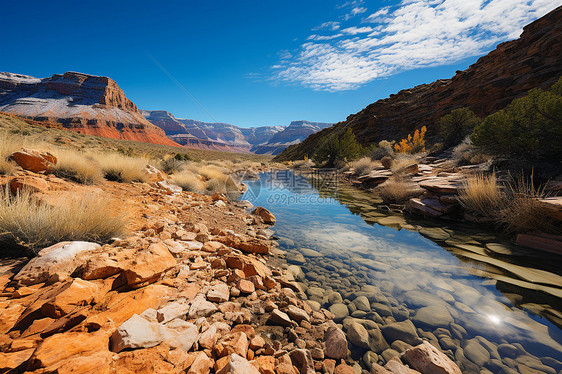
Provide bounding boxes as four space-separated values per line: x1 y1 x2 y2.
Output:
0 71 179 147
276 5 562 160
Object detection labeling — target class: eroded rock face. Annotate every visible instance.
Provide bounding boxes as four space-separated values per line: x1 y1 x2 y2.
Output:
276 6 562 160
0 72 178 146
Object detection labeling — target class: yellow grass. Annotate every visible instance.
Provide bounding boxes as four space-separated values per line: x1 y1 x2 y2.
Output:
352 157 380 176
171 171 205 193
459 173 505 217
90 152 150 183
499 176 557 233
377 176 420 203
0 188 127 252
52 149 104 185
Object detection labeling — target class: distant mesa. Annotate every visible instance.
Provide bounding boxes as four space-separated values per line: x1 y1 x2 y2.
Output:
141 109 332 155
0 71 178 147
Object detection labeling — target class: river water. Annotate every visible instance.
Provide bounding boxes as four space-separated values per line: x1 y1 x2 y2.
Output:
241 170 562 373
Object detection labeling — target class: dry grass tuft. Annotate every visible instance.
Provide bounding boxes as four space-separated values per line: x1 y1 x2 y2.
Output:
498 176 557 233
377 176 421 204
171 171 205 193
90 153 149 183
52 149 104 185
159 157 188 174
0 158 17 175
0 188 128 252
391 155 419 174
459 173 505 217
352 157 380 176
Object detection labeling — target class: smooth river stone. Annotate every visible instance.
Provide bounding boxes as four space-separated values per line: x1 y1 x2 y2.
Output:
412 306 454 328
329 303 350 322
380 320 421 346
300 248 322 258
353 296 371 312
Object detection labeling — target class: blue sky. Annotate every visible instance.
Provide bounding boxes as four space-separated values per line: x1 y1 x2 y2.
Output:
2 0 559 127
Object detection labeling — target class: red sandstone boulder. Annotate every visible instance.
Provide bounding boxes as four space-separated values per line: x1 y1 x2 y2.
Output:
9 149 57 173
253 207 276 225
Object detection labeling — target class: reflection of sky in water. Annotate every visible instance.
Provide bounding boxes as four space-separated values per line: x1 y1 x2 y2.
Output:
242 172 562 360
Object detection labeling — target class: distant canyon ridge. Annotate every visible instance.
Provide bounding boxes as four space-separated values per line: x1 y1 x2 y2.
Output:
0 71 332 154
141 110 333 154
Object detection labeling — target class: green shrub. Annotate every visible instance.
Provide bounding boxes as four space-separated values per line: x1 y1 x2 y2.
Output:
471 78 562 161
440 108 480 147
315 128 365 166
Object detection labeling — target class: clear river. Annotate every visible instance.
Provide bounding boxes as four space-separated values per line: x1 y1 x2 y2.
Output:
241 170 562 374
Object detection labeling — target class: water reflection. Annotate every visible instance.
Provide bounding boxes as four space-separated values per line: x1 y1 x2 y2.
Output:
242 171 562 371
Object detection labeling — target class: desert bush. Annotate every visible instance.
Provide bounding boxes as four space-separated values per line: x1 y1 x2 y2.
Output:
52 149 104 184
394 126 427 154
458 173 506 217
371 140 395 160
198 165 228 182
205 178 224 193
171 171 205 193
174 153 191 161
471 77 562 161
0 188 127 252
440 108 480 147
315 128 365 166
377 176 421 204
91 153 149 183
160 157 187 174
352 157 379 176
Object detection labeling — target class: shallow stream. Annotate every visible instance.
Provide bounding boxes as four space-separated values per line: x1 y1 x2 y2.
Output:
242 170 562 373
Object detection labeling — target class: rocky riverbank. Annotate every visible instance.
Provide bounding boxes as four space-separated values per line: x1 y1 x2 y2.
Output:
0 152 464 373
338 157 562 254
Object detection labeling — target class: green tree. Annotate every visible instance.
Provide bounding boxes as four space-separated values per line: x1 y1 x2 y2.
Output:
315 128 364 166
471 77 562 161
440 108 480 147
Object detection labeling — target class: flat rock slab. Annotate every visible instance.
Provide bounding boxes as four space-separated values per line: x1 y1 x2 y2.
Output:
455 251 562 288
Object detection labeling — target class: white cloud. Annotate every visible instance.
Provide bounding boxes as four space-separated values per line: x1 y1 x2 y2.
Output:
313 21 341 31
344 6 368 20
342 26 374 34
308 34 344 41
275 0 561 91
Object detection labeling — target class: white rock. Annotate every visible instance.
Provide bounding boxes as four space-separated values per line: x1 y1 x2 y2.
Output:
189 296 218 318
207 284 229 303
15 241 100 285
111 314 164 353
162 318 198 351
156 299 191 323
216 353 260 374
183 241 204 251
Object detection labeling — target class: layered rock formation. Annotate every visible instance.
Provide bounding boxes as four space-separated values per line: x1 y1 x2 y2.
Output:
276 5 562 160
142 110 332 154
0 72 178 146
